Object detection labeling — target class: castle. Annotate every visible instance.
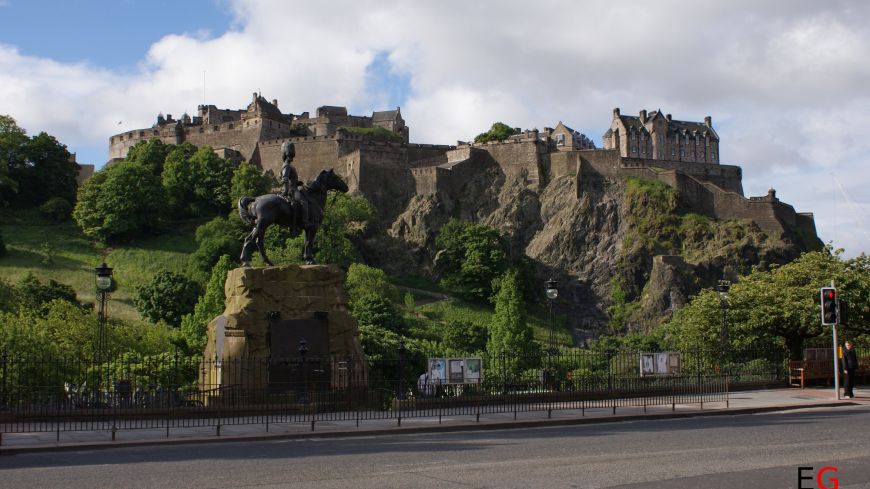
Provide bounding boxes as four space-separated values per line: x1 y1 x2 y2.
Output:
108 94 817 242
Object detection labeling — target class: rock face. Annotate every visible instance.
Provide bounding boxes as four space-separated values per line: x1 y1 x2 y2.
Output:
201 265 367 393
367 162 813 343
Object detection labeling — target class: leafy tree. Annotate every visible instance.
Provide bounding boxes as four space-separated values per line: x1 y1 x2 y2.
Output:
0 114 25 204
0 116 77 207
180 255 234 353
230 162 276 207
344 263 403 332
435 218 508 301
345 263 400 304
487 269 535 358
277 192 376 267
162 144 234 217
133 271 202 327
665 250 870 359
474 122 516 143
125 139 171 174
188 216 245 282
15 273 80 316
39 196 73 222
73 161 165 242
441 319 488 354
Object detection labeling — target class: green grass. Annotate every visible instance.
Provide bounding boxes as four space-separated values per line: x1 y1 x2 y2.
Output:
0 209 199 321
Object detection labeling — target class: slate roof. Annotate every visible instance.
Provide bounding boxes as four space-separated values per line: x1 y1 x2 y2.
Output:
372 109 400 122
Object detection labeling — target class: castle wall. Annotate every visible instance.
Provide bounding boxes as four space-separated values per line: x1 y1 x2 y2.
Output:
621 157 743 195
472 140 543 188
575 150 801 238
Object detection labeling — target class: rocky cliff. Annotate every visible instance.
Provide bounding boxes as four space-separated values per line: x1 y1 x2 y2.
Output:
366 156 815 345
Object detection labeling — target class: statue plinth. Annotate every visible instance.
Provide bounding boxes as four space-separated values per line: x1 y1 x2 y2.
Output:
200 265 367 397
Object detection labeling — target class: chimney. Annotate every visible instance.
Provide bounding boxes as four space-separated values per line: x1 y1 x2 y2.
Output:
639 110 647 124
613 108 620 119
272 99 278 108
704 116 712 128
666 113 672 121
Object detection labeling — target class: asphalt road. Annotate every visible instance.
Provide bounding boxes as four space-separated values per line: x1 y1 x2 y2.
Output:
2 405 870 489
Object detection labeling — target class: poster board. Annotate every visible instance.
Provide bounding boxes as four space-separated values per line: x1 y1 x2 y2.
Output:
639 352 681 376
426 357 484 384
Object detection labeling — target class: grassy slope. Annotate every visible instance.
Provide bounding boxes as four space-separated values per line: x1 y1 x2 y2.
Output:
0 209 198 321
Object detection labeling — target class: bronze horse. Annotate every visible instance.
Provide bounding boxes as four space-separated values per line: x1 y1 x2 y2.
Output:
238 168 348 266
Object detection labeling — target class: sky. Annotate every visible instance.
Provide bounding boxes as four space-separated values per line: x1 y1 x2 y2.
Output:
0 0 868 256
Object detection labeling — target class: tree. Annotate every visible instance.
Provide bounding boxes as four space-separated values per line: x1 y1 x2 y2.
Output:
474 122 516 143
162 144 234 217
39 196 73 222
278 192 376 267
344 263 403 332
665 250 870 359
73 161 165 242
125 139 171 174
441 319 487 354
15 273 80 316
133 271 202 327
0 116 76 207
435 218 508 301
487 269 534 358
230 162 276 207
0 115 26 204
180 255 234 353
188 216 245 282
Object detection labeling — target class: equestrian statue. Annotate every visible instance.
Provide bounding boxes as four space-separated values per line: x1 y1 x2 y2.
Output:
238 142 349 266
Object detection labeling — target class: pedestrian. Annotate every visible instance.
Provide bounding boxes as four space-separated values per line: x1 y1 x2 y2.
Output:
842 340 859 398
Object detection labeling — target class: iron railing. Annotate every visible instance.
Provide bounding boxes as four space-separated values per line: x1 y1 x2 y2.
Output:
0 348 785 438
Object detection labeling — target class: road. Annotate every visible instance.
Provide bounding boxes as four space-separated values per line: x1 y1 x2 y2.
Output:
2 405 870 488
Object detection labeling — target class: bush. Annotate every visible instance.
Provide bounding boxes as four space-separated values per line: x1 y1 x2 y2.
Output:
39 196 73 222
474 122 516 143
15 273 80 316
133 271 202 327
188 216 244 282
180 255 234 353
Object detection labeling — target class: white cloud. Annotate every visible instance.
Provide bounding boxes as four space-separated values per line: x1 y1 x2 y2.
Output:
1 0 869 255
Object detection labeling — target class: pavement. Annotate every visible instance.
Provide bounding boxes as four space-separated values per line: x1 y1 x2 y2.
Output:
0 386 866 455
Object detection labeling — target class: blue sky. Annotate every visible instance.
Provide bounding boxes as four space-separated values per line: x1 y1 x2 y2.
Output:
0 0 868 256
0 0 233 69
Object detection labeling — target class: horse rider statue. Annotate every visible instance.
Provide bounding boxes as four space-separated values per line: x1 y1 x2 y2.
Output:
279 142 310 230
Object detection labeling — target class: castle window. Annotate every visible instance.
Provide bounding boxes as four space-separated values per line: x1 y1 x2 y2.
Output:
556 134 565 146
214 126 219 131
228 123 233 129
671 148 675 156
680 149 685 157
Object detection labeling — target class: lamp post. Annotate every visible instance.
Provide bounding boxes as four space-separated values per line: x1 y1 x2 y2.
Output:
545 279 559 354
397 338 406 400
94 262 113 405
298 338 309 404
715 280 731 371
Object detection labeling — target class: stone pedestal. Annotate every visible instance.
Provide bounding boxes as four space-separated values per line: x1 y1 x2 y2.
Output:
200 265 367 395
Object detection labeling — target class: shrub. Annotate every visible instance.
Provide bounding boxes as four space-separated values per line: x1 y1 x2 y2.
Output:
133 271 202 327
39 197 73 222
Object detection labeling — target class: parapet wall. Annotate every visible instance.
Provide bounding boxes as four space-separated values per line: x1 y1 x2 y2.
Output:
573 150 814 240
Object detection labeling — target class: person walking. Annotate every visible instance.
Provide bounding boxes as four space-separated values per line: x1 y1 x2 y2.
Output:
842 340 859 398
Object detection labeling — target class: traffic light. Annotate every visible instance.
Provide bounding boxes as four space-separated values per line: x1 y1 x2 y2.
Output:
820 287 838 325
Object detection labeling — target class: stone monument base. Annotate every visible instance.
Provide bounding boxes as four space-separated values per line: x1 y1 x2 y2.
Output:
200 265 367 396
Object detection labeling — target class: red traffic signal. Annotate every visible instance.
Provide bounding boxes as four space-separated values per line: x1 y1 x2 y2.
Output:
820 287 838 325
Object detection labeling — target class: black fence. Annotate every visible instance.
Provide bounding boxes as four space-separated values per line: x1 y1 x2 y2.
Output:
0 348 784 439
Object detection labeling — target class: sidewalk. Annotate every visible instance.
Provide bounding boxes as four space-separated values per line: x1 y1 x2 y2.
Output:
1 387 866 455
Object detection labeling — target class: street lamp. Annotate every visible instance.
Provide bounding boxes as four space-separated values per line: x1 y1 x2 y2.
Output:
298 338 309 404
715 280 731 371
397 338 406 400
545 278 559 355
94 262 113 405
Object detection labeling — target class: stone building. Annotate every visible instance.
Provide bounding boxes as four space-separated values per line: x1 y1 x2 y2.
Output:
108 92 410 164
602 108 719 163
